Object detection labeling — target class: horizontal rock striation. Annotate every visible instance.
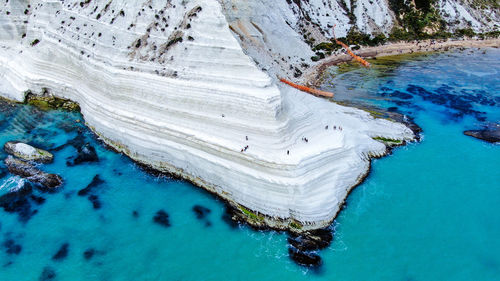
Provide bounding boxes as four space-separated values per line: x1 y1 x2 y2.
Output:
0 0 414 230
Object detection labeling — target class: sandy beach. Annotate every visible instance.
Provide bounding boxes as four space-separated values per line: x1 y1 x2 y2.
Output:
304 37 500 86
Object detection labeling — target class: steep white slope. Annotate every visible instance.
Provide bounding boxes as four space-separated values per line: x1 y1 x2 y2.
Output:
0 0 414 230
353 0 394 34
438 0 500 32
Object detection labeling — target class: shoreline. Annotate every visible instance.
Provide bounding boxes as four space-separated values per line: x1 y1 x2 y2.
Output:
303 37 500 87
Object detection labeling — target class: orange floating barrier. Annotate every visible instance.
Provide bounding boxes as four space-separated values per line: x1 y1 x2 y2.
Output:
279 78 334 98
333 25 370 68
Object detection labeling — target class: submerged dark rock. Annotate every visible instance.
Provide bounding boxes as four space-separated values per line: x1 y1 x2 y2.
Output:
406 84 489 121
221 205 239 229
381 90 412 100
0 167 7 179
78 175 104 196
3 239 22 255
153 210 171 227
52 243 69 261
132 210 139 218
464 126 500 143
83 248 96 260
39 266 56 281
288 247 322 267
193 205 211 219
0 182 38 222
4 156 63 189
53 132 86 152
88 194 101 209
30 194 46 205
66 143 98 166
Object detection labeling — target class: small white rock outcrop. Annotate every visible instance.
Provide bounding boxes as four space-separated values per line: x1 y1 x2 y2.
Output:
4 141 54 163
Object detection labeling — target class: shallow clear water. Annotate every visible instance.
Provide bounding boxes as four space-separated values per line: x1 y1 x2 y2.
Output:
0 48 499 281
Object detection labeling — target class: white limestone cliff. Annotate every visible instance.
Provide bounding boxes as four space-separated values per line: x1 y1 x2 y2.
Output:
3 0 477 231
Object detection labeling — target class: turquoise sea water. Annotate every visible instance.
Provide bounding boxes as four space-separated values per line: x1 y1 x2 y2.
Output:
0 48 499 281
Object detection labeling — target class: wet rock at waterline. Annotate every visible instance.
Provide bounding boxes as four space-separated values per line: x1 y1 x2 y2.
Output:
287 228 333 267
288 247 322 268
4 156 63 189
464 126 500 143
288 230 333 252
4 141 54 163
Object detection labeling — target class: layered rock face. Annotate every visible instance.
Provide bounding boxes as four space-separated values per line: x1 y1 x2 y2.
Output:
221 0 499 78
0 0 416 230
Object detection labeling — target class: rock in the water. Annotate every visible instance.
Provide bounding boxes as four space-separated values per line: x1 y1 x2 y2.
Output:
39 266 56 281
4 141 53 163
288 228 333 252
288 247 322 267
193 205 211 219
153 210 171 227
464 127 500 143
67 143 98 166
52 243 69 261
4 156 63 189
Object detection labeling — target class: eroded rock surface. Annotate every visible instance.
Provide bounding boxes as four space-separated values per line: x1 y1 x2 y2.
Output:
4 156 62 189
4 141 53 163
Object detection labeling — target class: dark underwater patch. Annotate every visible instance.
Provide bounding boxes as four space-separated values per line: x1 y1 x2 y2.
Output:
39 266 56 281
78 175 104 196
0 167 7 179
405 84 489 121
78 175 105 210
3 239 22 255
66 143 99 166
132 210 139 218
221 205 239 229
83 248 96 260
192 205 211 219
0 182 40 223
52 243 69 261
88 195 101 209
382 90 413 100
53 131 86 152
153 210 170 227
193 205 212 227
30 194 46 205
